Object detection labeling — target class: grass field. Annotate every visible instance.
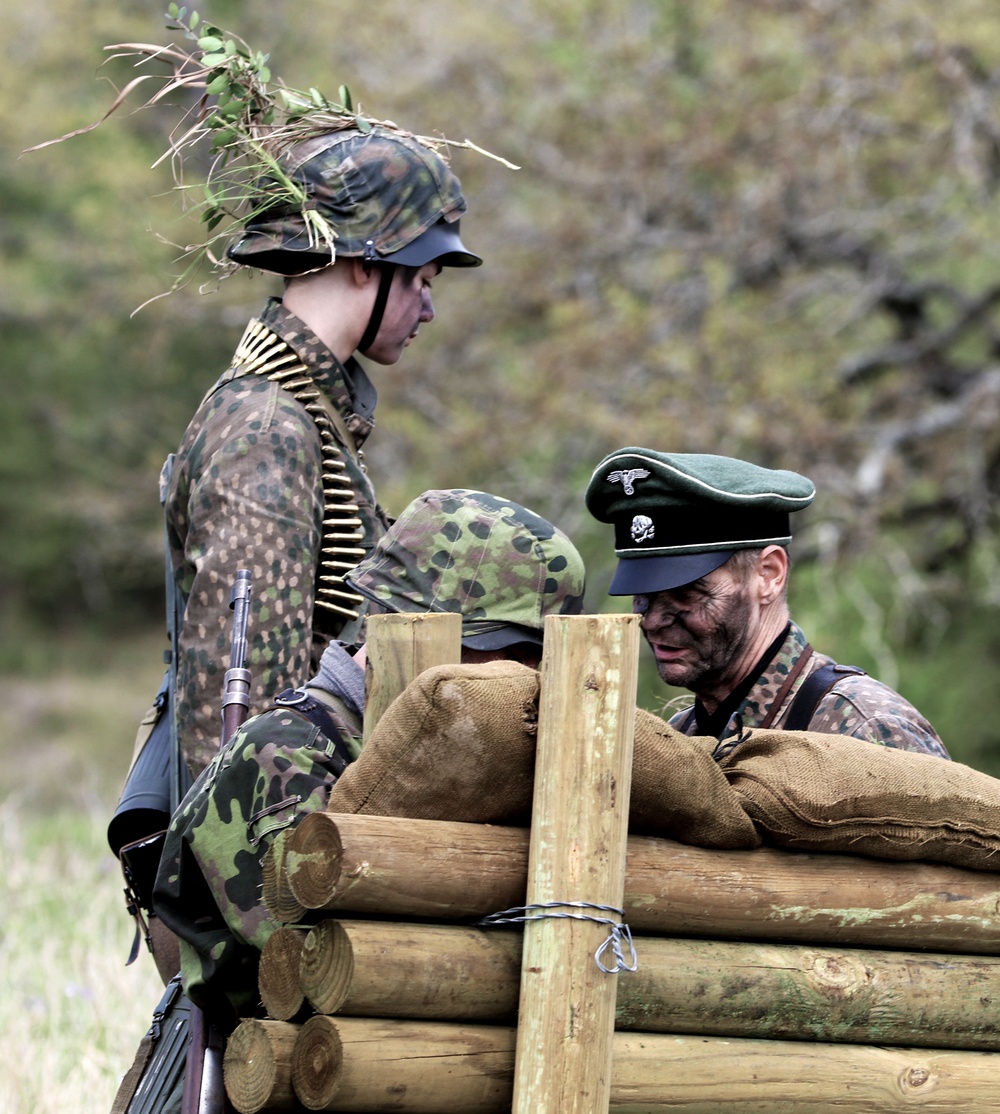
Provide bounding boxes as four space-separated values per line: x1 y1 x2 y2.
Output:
0 631 167 1114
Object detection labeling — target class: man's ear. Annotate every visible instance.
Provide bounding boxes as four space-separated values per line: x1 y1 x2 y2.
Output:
756 545 789 605
350 257 378 288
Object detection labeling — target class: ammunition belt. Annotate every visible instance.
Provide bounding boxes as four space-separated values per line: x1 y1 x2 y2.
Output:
232 318 370 623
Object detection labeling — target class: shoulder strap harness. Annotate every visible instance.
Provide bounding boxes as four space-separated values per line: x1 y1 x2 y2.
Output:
783 661 866 731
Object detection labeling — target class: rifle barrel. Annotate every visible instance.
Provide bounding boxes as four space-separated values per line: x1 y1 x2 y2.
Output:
221 568 253 747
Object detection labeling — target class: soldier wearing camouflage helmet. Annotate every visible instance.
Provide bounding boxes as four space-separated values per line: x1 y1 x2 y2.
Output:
586 447 949 758
167 126 483 777
152 489 584 1019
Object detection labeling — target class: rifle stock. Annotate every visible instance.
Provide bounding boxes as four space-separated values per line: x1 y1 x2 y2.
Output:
183 568 253 1114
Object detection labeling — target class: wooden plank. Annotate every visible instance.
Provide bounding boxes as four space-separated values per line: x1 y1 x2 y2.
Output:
512 614 639 1114
362 612 462 743
277 813 1000 955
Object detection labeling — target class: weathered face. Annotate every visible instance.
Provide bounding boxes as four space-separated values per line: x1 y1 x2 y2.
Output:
362 262 440 365
633 558 757 696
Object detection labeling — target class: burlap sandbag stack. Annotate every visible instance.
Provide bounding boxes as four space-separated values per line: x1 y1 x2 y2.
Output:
717 729 1000 871
328 660 759 850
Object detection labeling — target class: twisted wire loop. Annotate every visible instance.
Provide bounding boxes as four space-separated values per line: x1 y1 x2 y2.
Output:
478 901 639 974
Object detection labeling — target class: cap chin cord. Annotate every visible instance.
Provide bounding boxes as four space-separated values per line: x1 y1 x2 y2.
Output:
358 262 397 355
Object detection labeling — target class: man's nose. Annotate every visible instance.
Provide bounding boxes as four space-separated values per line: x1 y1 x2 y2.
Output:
420 290 435 323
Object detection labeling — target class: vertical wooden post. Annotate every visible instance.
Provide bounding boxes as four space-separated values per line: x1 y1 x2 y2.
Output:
362 612 462 742
511 613 640 1114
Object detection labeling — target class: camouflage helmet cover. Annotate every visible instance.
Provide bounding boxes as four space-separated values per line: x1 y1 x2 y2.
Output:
346 489 586 643
227 126 479 275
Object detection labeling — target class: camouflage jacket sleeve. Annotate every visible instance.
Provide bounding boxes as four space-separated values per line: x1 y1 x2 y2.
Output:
152 706 350 1018
804 671 951 759
166 374 325 775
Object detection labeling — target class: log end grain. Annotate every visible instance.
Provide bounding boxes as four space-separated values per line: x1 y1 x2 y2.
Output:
285 812 346 911
300 920 354 1016
224 1018 299 1114
258 926 311 1022
262 829 309 924
291 1014 345 1111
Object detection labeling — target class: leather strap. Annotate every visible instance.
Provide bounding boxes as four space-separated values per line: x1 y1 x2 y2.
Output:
758 644 815 729
783 661 866 731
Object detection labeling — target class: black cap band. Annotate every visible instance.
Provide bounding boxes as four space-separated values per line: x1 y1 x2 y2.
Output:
613 505 791 556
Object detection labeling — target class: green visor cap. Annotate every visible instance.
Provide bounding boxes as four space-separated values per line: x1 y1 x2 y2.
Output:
227 127 480 275
346 489 586 642
585 448 815 595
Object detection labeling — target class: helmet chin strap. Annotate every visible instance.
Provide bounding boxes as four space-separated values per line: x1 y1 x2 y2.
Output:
358 263 397 355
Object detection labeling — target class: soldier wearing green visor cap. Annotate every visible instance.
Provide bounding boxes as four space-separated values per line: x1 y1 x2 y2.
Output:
586 447 949 758
153 489 585 1020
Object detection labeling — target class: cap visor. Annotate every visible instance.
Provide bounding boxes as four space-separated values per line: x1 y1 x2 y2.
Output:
387 220 482 268
608 551 734 595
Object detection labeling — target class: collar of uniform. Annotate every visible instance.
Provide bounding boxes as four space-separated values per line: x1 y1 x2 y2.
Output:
716 622 810 731
259 298 378 446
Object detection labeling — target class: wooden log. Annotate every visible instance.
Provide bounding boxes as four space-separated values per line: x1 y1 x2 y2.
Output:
261 828 308 926
278 813 1000 955
288 918 1000 1051
286 1016 1000 1112
258 926 312 1023
512 614 639 1114
290 1015 516 1113
298 919 521 1020
617 936 1000 1050
608 1032 1000 1113
280 813 528 920
362 612 461 743
223 1018 300 1114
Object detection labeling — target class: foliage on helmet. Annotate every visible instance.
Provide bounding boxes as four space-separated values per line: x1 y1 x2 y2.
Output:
27 5 515 302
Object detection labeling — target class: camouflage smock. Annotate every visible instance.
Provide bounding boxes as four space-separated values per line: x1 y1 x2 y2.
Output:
165 297 390 775
668 622 950 759
152 695 360 1019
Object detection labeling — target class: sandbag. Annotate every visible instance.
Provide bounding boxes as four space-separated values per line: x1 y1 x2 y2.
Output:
719 729 1000 871
328 663 760 849
328 661 541 824
630 709 760 848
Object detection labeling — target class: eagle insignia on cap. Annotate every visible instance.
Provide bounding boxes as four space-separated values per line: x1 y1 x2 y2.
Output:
631 515 655 543
607 468 650 495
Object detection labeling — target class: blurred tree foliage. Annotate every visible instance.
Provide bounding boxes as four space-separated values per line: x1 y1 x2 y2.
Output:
5 0 1000 764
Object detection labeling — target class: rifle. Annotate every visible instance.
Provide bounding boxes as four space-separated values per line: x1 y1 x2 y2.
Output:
181 568 253 1114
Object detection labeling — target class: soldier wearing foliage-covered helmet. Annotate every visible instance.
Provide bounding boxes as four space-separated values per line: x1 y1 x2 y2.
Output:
167 124 484 777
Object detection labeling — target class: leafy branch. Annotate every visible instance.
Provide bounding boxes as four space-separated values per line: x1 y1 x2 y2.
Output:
25 5 516 299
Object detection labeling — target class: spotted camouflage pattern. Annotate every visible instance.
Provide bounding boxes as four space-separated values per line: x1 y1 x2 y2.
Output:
669 623 951 759
152 704 354 1016
228 127 468 274
346 489 586 632
165 297 388 775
